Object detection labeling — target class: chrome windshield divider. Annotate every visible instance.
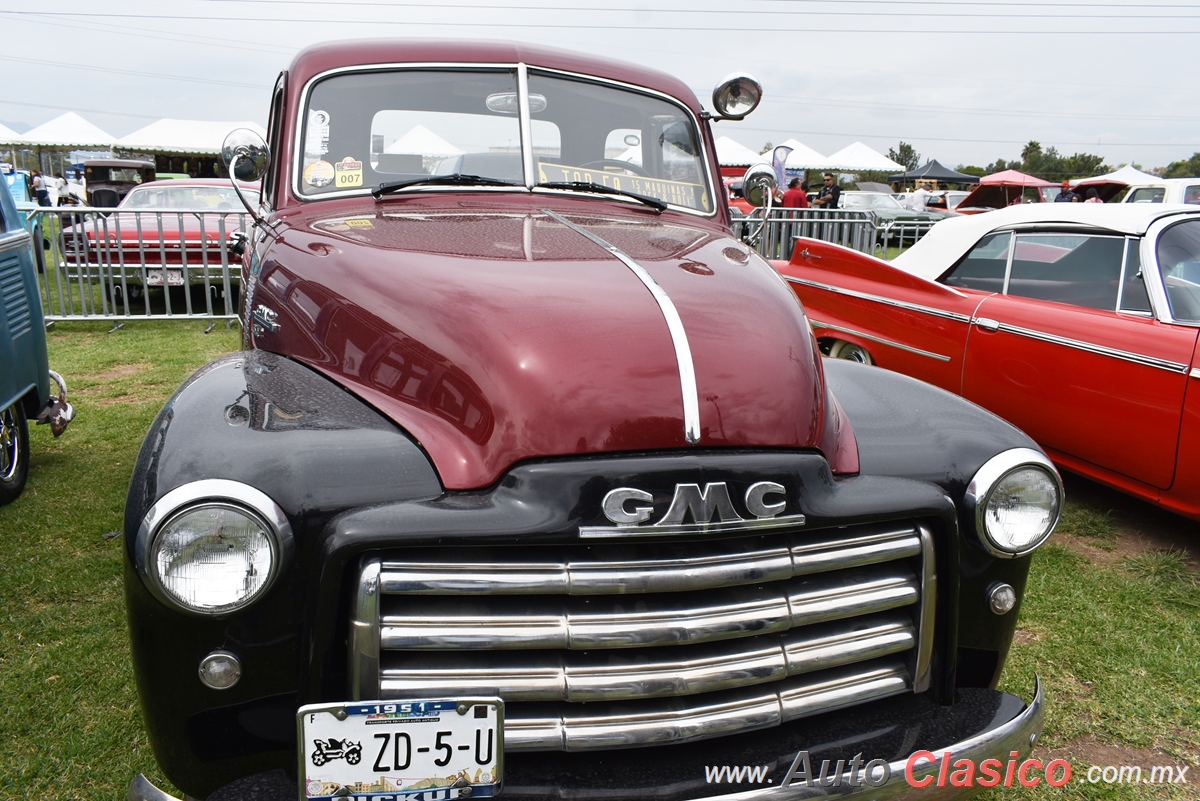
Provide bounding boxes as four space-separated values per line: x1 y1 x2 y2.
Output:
518 63 535 190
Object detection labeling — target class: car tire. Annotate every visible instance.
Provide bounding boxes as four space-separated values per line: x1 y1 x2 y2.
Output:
828 340 874 365
0 401 30 506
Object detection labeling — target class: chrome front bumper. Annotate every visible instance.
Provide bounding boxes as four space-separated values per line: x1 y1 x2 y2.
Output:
129 679 1044 801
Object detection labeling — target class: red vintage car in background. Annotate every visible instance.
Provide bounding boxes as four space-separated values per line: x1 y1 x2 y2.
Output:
62 179 255 296
775 203 1200 521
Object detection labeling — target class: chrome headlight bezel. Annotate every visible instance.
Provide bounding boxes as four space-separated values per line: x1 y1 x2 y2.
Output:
135 479 293 616
964 448 1063 558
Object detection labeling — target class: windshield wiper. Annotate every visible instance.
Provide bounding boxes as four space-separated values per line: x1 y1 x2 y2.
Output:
373 173 518 199
538 181 668 213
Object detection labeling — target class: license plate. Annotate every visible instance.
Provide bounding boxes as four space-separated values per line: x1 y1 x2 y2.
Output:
298 699 503 800
146 268 184 286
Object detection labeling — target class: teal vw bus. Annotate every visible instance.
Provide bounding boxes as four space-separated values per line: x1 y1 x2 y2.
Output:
0 168 74 504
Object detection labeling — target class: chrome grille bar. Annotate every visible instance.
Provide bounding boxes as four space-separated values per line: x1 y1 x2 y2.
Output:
503 659 910 751
377 525 921 596
381 615 915 702
349 519 937 753
380 568 917 650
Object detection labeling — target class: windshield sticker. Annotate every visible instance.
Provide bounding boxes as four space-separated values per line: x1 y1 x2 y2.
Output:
539 162 703 209
304 160 335 188
334 157 364 189
305 109 330 159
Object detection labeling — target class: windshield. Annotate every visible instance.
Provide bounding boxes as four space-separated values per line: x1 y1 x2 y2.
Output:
843 193 904 211
297 67 714 214
121 185 242 210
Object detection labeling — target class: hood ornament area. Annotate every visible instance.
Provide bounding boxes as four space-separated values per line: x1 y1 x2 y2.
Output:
580 481 806 538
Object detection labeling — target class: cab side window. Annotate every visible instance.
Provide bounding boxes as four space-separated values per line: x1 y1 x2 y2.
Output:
1127 187 1165 203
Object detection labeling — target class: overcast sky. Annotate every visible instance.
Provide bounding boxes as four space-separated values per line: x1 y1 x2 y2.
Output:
2 0 1197 173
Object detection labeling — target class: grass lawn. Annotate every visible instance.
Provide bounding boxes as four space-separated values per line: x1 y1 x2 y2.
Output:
0 321 1195 799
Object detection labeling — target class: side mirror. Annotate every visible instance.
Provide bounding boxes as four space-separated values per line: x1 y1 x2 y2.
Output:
221 128 271 182
741 163 778 208
711 74 763 121
221 129 270 226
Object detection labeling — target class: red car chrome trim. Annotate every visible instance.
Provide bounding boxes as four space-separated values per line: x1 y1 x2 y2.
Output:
810 321 953 363
544 208 701 444
781 276 973 324
975 320 1191 374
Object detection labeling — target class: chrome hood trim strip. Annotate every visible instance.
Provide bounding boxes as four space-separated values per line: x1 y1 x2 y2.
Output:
544 208 701 443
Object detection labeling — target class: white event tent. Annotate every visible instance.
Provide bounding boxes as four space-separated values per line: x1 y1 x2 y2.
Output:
778 138 828 170
715 136 766 169
115 119 267 154
384 125 463 157
822 142 904 172
16 112 115 148
1074 164 1159 187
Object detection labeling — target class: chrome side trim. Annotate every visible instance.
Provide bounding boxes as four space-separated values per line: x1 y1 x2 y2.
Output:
809 320 952 363
503 660 910 751
544 208 701 443
782 275 973 322
1191 367 1200 379
977 318 1191 374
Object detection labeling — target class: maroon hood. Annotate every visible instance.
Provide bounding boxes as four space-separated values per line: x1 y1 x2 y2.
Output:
252 200 842 489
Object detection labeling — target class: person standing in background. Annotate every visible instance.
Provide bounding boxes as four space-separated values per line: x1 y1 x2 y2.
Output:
812 173 840 209
781 178 809 208
910 181 934 211
1054 181 1078 202
31 169 50 206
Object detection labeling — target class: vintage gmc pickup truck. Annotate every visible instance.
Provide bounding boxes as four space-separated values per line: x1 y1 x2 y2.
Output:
125 40 1061 801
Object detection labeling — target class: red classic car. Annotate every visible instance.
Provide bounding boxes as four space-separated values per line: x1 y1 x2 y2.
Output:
62 178 254 294
775 203 1200 521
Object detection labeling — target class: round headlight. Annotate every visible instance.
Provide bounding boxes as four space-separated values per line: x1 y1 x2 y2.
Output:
712 73 763 120
151 503 276 613
965 449 1062 557
136 480 291 615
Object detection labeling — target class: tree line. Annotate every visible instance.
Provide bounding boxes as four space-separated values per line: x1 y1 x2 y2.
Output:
884 141 1200 182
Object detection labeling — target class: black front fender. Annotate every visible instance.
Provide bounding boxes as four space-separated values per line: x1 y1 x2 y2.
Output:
123 350 441 796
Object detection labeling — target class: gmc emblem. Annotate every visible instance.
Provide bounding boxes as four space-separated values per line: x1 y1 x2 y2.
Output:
579 481 806 538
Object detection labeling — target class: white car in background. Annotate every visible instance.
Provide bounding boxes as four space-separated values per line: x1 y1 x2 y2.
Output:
1121 178 1200 205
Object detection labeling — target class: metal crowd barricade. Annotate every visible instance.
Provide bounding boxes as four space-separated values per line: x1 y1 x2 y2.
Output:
27 206 248 329
737 208 939 261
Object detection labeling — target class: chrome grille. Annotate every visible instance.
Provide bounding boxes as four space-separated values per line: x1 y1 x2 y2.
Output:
349 521 935 751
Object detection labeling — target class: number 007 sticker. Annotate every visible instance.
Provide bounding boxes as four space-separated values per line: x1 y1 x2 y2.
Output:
335 156 364 188
299 699 503 800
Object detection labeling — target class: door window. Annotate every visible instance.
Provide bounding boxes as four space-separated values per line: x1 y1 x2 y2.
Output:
1005 233 1123 310
942 231 1011 291
1118 238 1152 314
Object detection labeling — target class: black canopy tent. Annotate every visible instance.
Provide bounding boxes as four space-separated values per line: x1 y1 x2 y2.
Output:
887 160 979 185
